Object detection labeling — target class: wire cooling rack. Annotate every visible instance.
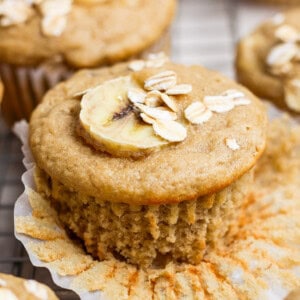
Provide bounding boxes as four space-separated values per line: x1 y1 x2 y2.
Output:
0 0 280 299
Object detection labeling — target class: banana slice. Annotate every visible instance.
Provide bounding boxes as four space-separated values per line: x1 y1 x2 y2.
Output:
79 76 169 158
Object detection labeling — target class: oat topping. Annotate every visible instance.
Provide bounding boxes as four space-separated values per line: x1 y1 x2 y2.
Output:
275 24 299 43
225 138 240 151
161 93 178 112
127 88 147 104
144 90 163 107
267 42 298 69
203 89 250 113
0 279 6 287
144 70 177 91
267 24 300 76
128 52 169 72
80 68 248 148
166 84 193 96
145 52 169 68
184 101 212 124
135 103 177 121
140 113 156 125
266 23 300 111
152 119 187 142
39 0 72 37
126 70 192 142
24 280 48 300
183 90 250 139
204 94 235 113
0 0 72 36
0 288 19 300
0 0 33 26
128 60 145 72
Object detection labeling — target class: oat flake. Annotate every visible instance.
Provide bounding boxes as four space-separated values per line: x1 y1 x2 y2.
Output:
225 138 240 151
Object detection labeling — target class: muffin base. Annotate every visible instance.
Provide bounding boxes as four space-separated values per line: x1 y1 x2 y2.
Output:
34 167 253 267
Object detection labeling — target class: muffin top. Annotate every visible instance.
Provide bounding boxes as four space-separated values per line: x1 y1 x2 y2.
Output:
30 59 267 205
0 0 176 67
236 8 300 113
0 273 58 300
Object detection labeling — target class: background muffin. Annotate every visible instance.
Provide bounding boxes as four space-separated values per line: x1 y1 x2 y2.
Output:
0 0 176 126
29 59 267 267
0 273 58 300
236 8 300 113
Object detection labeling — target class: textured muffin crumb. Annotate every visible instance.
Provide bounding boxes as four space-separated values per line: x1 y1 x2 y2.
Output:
34 168 252 267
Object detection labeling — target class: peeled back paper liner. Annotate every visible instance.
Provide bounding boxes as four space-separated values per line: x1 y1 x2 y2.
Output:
13 113 300 300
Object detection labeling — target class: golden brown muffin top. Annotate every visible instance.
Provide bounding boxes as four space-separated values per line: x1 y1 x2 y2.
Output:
29 61 267 205
0 273 58 300
0 0 176 67
236 8 300 113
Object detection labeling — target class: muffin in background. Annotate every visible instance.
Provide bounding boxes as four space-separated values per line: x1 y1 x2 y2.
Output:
0 0 176 126
0 273 58 300
236 8 300 113
29 58 267 267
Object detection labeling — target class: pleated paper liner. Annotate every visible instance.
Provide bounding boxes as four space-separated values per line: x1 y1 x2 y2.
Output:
0 60 72 127
13 114 300 300
1 31 171 127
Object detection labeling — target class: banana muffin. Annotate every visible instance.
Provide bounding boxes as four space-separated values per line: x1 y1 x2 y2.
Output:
0 0 176 125
29 60 267 267
0 273 58 300
236 8 300 113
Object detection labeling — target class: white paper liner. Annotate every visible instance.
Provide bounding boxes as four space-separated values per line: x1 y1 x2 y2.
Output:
12 109 300 299
0 62 72 125
13 121 103 300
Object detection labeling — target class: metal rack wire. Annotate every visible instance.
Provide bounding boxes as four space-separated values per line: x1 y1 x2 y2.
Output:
0 0 279 299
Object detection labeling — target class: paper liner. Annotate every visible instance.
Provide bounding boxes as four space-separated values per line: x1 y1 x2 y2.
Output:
0 62 72 126
13 113 300 300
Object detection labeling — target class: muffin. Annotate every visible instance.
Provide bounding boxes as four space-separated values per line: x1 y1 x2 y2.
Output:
0 273 58 300
29 59 267 268
15 115 300 299
0 0 176 126
236 8 300 113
